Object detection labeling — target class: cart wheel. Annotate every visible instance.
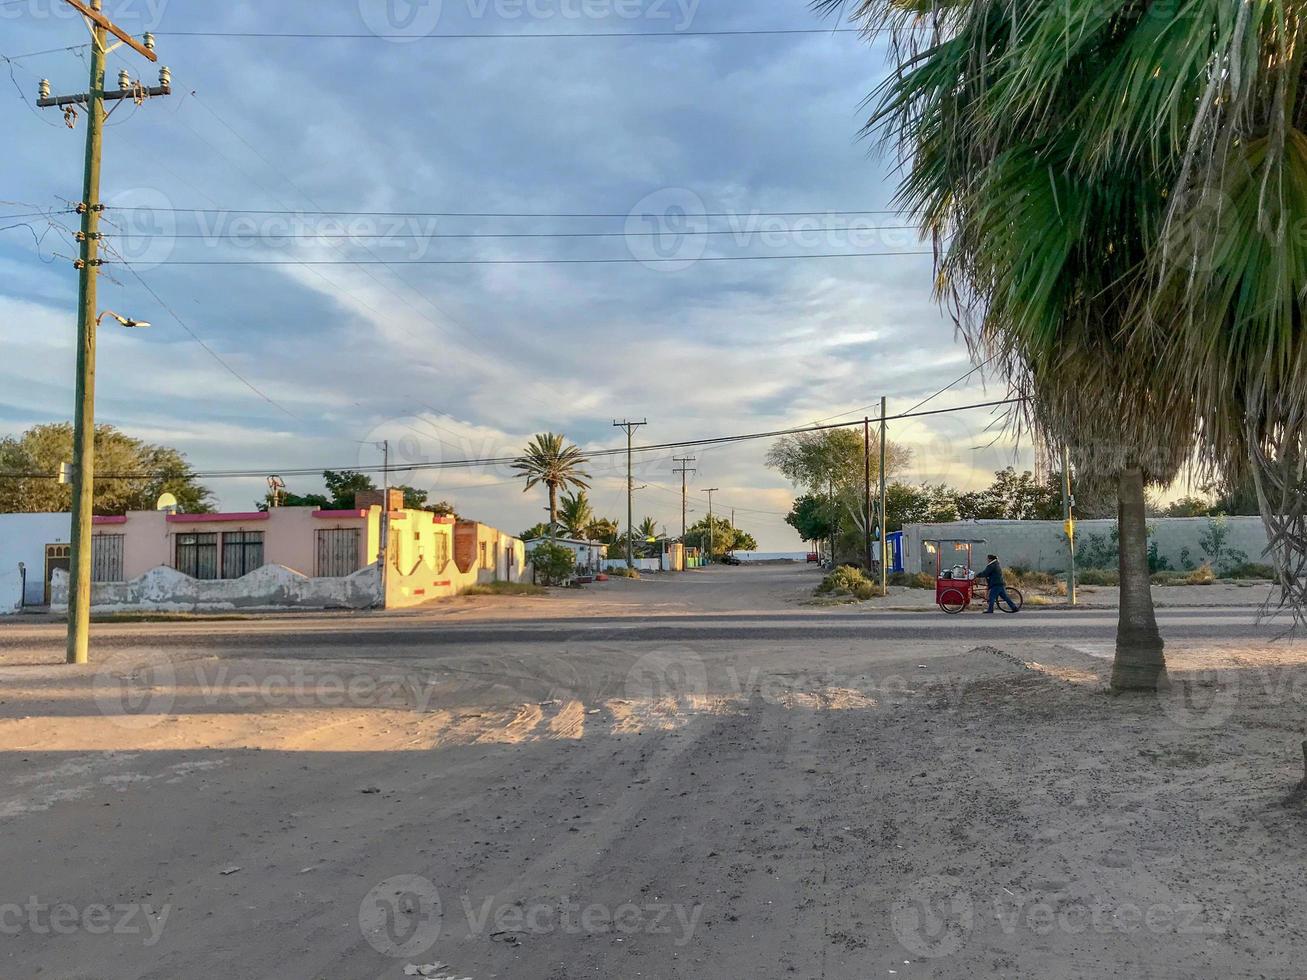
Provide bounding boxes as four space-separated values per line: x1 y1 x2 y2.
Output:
999 587 1024 613
938 588 967 614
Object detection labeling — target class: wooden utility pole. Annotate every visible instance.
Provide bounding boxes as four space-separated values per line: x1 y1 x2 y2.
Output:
36 1 169 664
863 417 873 573
613 419 646 569
879 396 888 594
672 456 696 539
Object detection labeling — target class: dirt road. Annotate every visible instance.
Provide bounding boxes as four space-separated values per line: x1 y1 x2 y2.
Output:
1 565 1304 978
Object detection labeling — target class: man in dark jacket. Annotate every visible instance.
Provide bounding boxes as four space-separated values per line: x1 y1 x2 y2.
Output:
980 553 1015 613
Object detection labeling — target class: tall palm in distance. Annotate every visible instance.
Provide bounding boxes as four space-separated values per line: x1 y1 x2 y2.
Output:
512 433 590 540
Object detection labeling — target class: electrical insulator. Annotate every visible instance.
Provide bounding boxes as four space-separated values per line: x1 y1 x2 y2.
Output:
39 79 50 100
143 32 156 51
159 66 171 88
118 69 131 90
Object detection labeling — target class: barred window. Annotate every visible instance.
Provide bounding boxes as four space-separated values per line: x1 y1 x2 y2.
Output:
222 531 265 579
176 533 218 580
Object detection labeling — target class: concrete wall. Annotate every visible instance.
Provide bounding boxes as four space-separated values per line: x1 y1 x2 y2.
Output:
0 513 73 610
901 516 1272 574
605 557 662 572
50 563 382 613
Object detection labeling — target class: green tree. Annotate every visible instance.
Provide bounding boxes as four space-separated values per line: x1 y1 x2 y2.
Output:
0 423 212 515
323 470 375 509
511 433 590 538
784 493 836 545
558 490 595 539
766 428 912 496
519 522 552 541
955 468 1062 522
585 517 620 545
1163 496 1214 519
528 541 576 586
885 482 960 532
684 515 754 559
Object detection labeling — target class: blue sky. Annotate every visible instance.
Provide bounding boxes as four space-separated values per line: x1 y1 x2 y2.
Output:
0 0 1025 548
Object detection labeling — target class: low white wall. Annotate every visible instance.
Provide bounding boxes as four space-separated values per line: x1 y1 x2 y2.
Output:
1 564 22 615
50 563 382 613
605 558 661 572
0 513 73 605
901 516 1272 574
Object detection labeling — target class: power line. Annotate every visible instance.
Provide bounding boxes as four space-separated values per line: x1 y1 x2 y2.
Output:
112 225 919 241
115 250 934 267
108 206 906 219
0 396 1026 482
154 27 900 41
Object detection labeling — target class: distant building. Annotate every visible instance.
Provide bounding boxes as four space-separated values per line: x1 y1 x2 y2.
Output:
524 537 608 577
4 489 525 614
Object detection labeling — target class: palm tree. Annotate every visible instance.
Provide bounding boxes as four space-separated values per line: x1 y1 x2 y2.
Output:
512 433 590 540
637 516 660 554
821 0 1209 689
558 490 595 540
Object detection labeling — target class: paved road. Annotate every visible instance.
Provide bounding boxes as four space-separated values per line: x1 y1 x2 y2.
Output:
0 564 1301 979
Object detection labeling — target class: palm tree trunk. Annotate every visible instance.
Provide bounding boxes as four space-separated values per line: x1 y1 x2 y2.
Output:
1111 467 1166 691
548 483 558 543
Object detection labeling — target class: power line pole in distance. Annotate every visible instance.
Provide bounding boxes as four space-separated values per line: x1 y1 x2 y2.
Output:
613 419 647 569
672 456 696 539
703 488 719 563
36 0 171 665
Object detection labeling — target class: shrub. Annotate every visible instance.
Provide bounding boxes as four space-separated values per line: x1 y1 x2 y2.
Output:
607 565 641 579
1009 568 1059 591
1185 562 1216 585
1226 562 1276 580
888 571 935 590
462 581 547 596
1077 568 1119 586
817 565 883 599
528 542 576 586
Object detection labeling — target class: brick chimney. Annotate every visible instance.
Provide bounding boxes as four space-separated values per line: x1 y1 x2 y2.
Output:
354 487 406 512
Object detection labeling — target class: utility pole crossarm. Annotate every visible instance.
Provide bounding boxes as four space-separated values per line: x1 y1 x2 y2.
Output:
60 0 159 61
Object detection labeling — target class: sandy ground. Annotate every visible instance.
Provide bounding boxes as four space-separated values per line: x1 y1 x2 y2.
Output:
0 565 1304 979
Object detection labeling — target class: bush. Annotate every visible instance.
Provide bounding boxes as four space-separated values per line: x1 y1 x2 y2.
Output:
528 542 576 586
1186 562 1216 585
816 565 882 599
607 565 641 579
1008 568 1059 591
1226 562 1276 580
889 571 935 590
1077 568 1119 586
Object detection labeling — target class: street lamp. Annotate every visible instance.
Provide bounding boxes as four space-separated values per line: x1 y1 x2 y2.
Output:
96 310 150 328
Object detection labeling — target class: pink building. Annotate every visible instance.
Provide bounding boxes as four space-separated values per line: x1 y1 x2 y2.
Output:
40 489 526 612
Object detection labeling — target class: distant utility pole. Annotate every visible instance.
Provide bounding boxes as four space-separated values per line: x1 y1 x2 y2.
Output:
37 0 171 665
613 419 647 569
672 456 697 539
378 439 391 490
879 396 888 594
863 417 873 574
703 488 719 563
1062 444 1077 605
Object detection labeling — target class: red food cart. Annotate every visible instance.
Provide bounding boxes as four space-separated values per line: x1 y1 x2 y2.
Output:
929 538 985 614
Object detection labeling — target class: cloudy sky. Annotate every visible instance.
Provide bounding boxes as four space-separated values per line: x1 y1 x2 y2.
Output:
0 0 1028 549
